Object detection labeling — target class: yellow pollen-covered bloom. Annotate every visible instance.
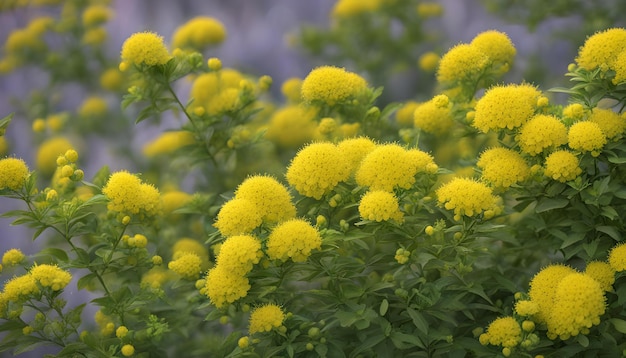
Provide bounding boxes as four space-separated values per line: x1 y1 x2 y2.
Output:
545 273 606 340
337 137 377 176
140 267 173 290
264 105 318 148
0 158 29 190
143 131 195 157
473 84 541 133
120 31 171 67
608 242 626 272
517 114 568 156
100 68 124 91
436 178 500 218
562 103 586 121
413 96 454 136
568 121 606 156
611 49 626 84
168 252 202 280
585 261 615 292
36 137 74 177
102 171 162 218
249 304 285 334
190 69 244 108
543 150 582 182
514 300 539 317
436 43 489 84
576 28 626 71
2 249 25 266
358 190 404 223
528 264 577 324
30 264 72 291
470 30 516 71
3 274 39 302
204 266 250 308
234 175 296 224
206 88 240 115
172 16 226 50
161 190 192 216
301 66 368 106
216 235 262 276
267 219 322 263
588 108 625 140
481 316 522 348
477 147 529 189
355 144 419 191
121 344 135 357
214 198 263 237
172 238 209 271
286 142 350 200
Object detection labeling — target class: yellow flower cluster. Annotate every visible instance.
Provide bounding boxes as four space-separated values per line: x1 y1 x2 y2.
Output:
214 198 262 237
516 114 568 156
204 266 251 308
161 190 192 217
101 171 162 219
331 0 381 18
171 16 226 51
543 150 582 182
141 267 172 290
436 178 500 220
267 219 322 263
281 77 303 103
585 261 615 292
514 300 539 317
30 264 72 291
0 157 29 190
143 131 195 158
120 31 171 68
2 248 25 266
358 190 404 223
233 175 296 224
477 147 529 189
356 143 435 191
190 69 244 116
576 28 626 72
470 30 516 73
286 142 351 199
567 121 606 156
589 108 626 140
395 101 421 127
249 304 285 334
264 105 317 148
413 95 454 136
528 264 577 324
82 4 112 27
609 242 626 271
479 316 521 348
168 252 202 280
301 66 368 106
216 235 262 275
172 238 210 271
473 84 541 133
36 137 74 177
337 137 377 175
78 96 108 118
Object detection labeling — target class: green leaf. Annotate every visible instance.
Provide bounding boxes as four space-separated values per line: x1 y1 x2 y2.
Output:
390 331 425 349
535 197 569 213
600 206 619 220
597 226 622 241
379 299 389 316
406 308 428 335
576 334 589 347
37 248 69 262
610 318 626 334
0 112 13 132
77 273 98 290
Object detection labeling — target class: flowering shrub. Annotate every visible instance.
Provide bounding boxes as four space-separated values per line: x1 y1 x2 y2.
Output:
2 1 626 357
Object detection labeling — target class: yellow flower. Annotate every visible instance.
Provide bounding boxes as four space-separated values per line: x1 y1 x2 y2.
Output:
0 158 29 190
0 137 8 156
470 30 516 72
337 137 377 176
172 17 226 50
395 101 421 127
140 267 173 290
588 108 625 140
413 96 454 136
517 114 568 156
204 266 250 308
416 2 443 17
168 253 202 280
214 198 262 237
281 77 303 103
218 235 262 274
576 28 626 71
358 190 404 223
82 27 107 46
611 49 626 84
331 0 381 18
544 150 582 182
172 238 210 271
2 249 25 266
418 52 440 72
267 219 322 263
190 69 244 109
143 131 195 157
161 190 192 216
608 242 626 272
121 344 135 357
30 264 72 291
78 96 108 118
436 43 489 84
355 144 419 191
545 273 605 340
477 147 529 189
36 137 74 177
249 304 285 334
3 274 39 302
562 103 586 121
234 175 296 224
120 31 171 67
436 178 500 219
481 316 522 348
286 142 350 200
102 171 162 218
82 4 112 27
528 264 577 324
473 84 541 133
301 66 368 106
264 105 318 148
206 88 240 115
585 261 615 292
514 300 539 317
568 121 606 156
